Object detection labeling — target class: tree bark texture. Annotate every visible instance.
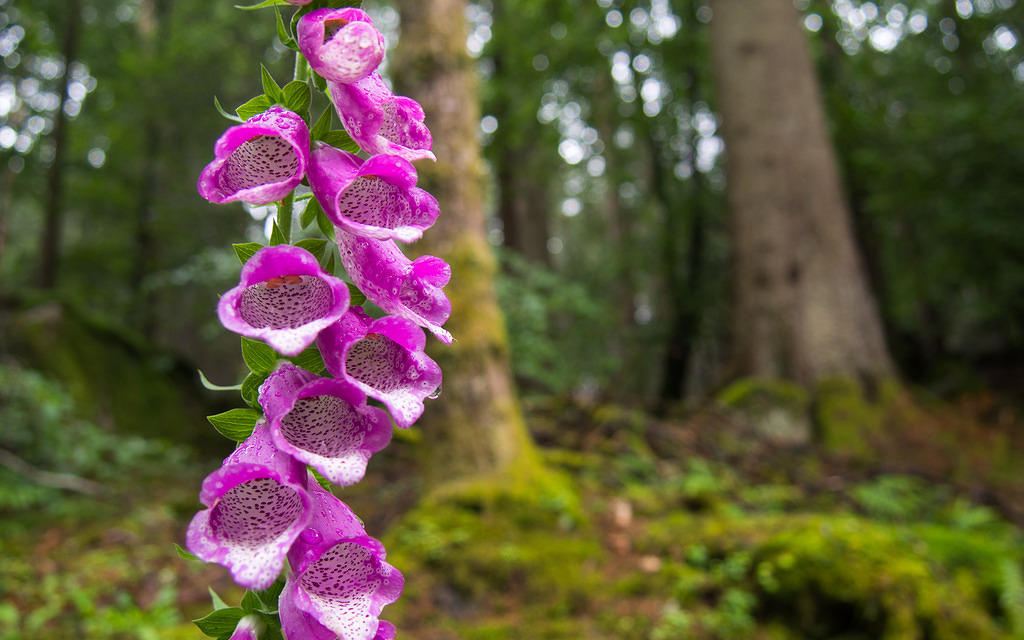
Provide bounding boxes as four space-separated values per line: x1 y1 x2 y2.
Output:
709 0 893 385
392 0 539 483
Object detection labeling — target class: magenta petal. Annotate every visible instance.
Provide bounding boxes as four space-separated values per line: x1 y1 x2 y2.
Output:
186 423 311 590
260 363 393 486
335 230 452 343
217 245 350 356
329 73 436 163
318 308 442 428
375 621 397 640
198 106 310 205
283 483 403 640
228 615 262 640
309 144 439 243
298 8 385 84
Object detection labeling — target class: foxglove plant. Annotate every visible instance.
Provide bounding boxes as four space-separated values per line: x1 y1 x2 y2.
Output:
184 3 448 638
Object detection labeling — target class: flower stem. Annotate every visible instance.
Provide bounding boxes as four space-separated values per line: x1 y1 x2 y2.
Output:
278 191 294 244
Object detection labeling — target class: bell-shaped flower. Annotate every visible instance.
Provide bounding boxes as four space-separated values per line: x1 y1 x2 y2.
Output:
218 245 350 357
259 363 392 486
298 8 385 84
329 73 435 163
228 615 263 640
186 422 312 590
318 307 441 428
198 106 310 206
334 229 452 344
308 143 439 243
279 482 403 640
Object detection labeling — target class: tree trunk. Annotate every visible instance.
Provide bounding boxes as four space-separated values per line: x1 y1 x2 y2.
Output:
38 0 81 289
709 0 893 386
391 0 539 483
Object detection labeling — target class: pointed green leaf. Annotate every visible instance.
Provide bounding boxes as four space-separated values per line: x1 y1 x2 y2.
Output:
269 222 288 246
275 6 298 50
310 106 333 141
174 543 200 561
260 64 283 103
321 129 360 153
209 587 230 611
313 71 327 92
294 237 327 260
256 576 286 613
233 242 264 264
236 94 274 121
194 607 245 637
241 590 263 614
299 196 323 230
198 369 243 392
234 0 289 9
241 337 277 373
310 467 333 491
282 81 311 116
347 282 366 306
213 96 245 122
316 209 335 239
207 408 260 442
323 249 337 277
289 345 326 374
241 372 269 409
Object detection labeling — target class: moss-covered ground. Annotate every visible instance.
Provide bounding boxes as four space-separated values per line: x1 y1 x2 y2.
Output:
2 362 1023 639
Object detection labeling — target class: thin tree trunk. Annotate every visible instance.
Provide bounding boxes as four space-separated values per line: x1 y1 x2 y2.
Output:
38 0 81 289
709 0 893 385
392 0 539 483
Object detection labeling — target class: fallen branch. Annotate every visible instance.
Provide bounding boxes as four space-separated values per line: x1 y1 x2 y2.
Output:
0 447 107 496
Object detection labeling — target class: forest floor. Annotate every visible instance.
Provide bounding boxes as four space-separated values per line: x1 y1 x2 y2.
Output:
1 384 1023 640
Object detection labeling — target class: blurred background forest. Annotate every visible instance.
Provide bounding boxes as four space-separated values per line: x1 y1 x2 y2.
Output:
1 0 1023 638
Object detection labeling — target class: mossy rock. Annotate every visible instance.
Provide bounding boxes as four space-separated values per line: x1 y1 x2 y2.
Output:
717 378 813 446
814 376 901 461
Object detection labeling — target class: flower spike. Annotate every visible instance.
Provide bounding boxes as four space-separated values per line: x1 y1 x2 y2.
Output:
308 143 439 243
298 8 385 84
186 422 312 590
318 307 442 428
198 106 310 205
335 229 453 343
218 245 350 357
329 73 436 163
259 363 393 486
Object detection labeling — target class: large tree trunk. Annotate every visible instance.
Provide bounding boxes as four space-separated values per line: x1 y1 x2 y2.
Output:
391 0 539 483
709 1 893 386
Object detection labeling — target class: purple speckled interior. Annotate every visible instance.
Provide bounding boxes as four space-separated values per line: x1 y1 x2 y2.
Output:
219 135 299 194
282 395 365 457
239 276 333 330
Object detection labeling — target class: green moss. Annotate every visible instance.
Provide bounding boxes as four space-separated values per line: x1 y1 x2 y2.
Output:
716 378 813 446
814 377 902 460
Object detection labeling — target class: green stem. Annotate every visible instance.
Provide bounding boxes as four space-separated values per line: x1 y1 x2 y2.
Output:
294 52 310 82
278 192 294 244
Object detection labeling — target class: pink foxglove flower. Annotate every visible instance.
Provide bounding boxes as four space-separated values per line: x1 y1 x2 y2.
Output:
259 363 392 486
227 615 262 640
218 245 350 357
335 229 452 343
297 8 385 84
318 307 441 428
198 106 310 205
308 143 439 243
329 73 435 163
279 482 403 640
186 422 312 590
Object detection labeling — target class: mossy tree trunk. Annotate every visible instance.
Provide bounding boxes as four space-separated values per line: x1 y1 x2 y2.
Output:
391 0 540 484
709 1 894 386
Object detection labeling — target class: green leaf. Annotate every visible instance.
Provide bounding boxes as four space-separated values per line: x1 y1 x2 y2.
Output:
198 369 243 392
241 372 269 409
299 196 323 230
233 242 264 264
347 282 366 306
289 345 326 374
256 576 286 613
236 94 274 121
310 106 333 141
174 543 200 561
234 0 289 9
310 467 333 491
321 129 360 153
213 96 245 122
275 5 298 50
209 587 230 611
323 249 337 277
316 209 335 240
241 337 277 373
260 64 283 103
194 607 245 637
294 237 328 260
269 222 288 246
313 72 327 92
282 81 311 116
206 408 260 442
241 590 263 614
